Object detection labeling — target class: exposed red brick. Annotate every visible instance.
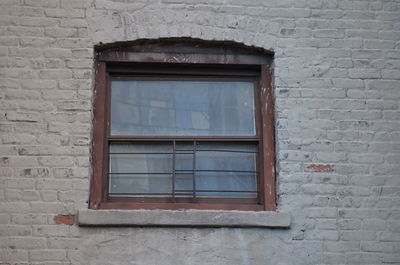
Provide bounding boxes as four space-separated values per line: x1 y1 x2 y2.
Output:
306 164 334 172
54 215 74 225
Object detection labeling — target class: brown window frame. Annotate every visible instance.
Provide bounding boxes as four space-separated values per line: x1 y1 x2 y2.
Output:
89 40 276 211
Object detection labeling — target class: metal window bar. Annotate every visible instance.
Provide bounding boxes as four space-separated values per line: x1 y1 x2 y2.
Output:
193 140 196 198
109 150 257 154
109 169 258 174
172 140 176 201
109 191 259 196
108 140 258 199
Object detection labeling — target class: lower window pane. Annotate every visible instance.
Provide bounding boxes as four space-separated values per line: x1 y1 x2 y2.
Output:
196 151 256 172
110 154 172 174
196 172 257 198
109 174 172 195
174 173 193 196
108 142 258 199
175 154 193 171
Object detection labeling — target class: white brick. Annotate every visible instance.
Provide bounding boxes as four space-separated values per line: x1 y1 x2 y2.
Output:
349 69 381 79
29 249 67 261
324 242 360 253
0 237 47 249
0 1 399 264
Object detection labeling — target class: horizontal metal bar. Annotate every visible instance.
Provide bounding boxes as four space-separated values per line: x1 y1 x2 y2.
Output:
174 190 258 193
176 169 257 173
174 171 194 175
109 152 177 155
109 193 174 196
109 172 171 175
109 149 257 155
195 149 257 154
109 170 258 175
108 136 259 141
109 190 258 196
110 74 259 80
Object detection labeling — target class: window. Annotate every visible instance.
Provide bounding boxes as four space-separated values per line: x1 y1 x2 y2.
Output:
90 39 276 211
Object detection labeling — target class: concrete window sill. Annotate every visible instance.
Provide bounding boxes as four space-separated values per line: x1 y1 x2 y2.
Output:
78 209 290 228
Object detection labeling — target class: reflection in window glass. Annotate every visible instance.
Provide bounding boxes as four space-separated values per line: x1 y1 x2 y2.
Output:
111 81 255 136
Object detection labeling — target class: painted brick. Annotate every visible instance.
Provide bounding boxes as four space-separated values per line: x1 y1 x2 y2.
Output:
1 0 399 264
29 249 67 261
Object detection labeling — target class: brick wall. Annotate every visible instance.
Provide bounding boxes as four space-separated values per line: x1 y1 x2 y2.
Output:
1 0 399 264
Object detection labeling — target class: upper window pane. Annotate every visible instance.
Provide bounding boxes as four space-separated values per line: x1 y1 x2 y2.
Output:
110 80 255 136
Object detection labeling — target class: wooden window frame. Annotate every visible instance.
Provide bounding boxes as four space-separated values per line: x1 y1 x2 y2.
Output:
89 40 276 211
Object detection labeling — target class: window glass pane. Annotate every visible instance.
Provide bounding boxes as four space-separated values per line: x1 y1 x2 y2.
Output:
196 142 257 172
174 173 193 194
110 142 173 153
197 142 257 152
111 81 255 136
196 172 257 198
175 153 193 171
176 142 194 152
109 174 172 195
110 154 172 174
196 151 256 172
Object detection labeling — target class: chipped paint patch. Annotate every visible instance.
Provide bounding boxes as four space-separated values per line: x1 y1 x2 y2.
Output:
306 164 334 172
54 215 75 225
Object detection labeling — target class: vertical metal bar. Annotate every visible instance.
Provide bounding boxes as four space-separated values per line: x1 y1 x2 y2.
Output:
172 140 176 202
193 140 196 199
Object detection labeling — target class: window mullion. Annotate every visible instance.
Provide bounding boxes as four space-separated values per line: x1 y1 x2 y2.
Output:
193 140 196 199
107 136 260 141
172 140 176 202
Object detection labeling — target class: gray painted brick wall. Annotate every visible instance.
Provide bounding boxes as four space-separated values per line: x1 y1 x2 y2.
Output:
0 0 399 264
